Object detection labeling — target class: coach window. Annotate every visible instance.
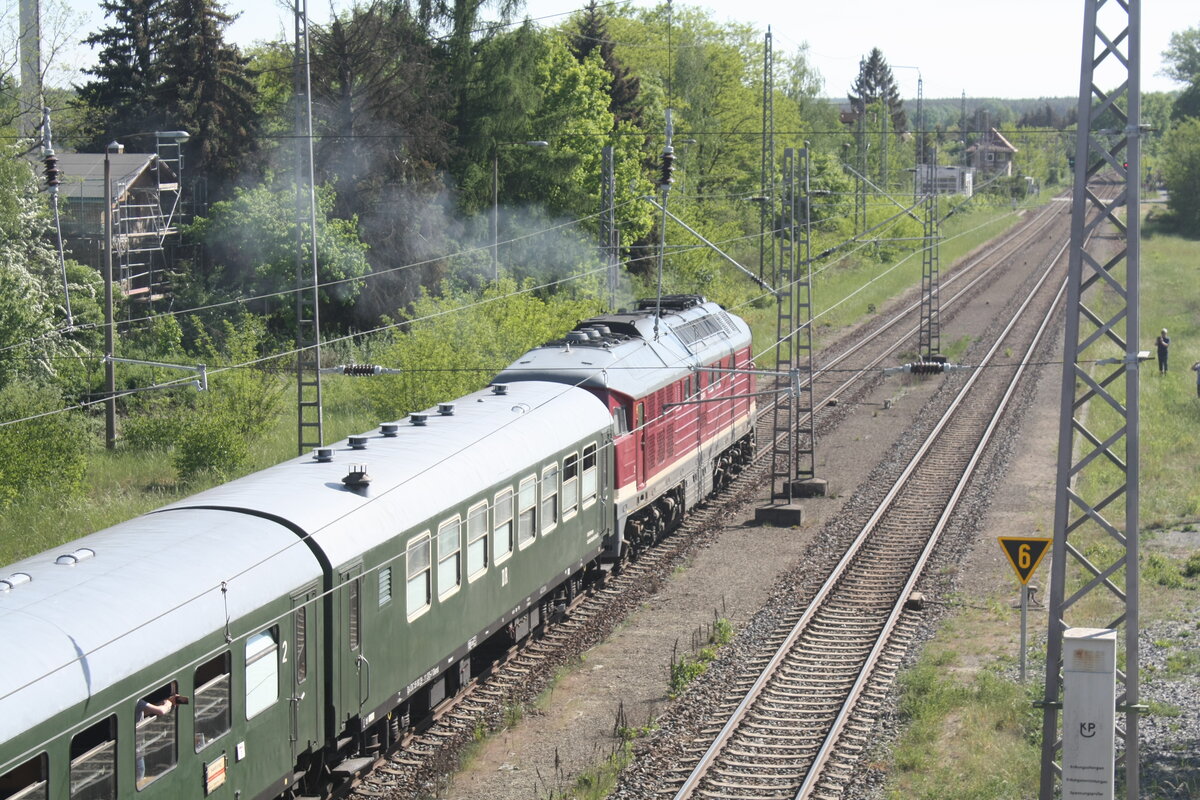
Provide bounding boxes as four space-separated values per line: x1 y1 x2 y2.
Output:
406 533 431 618
194 653 231 752
245 627 280 719
493 489 514 563
517 475 537 548
541 464 559 533
70 716 115 800
135 683 178 788
582 444 599 506
562 453 579 519
2 753 47 800
437 517 462 599
348 577 362 651
467 501 488 579
612 406 629 434
635 402 645 430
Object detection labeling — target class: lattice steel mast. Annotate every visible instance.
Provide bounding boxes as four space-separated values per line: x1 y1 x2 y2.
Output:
294 0 324 455
1039 1 1143 797
767 147 817 502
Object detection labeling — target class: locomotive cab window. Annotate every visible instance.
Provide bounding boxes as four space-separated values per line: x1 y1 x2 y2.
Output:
518 475 537 548
540 464 559 534
494 489 514 563
194 653 231 752
612 406 629 435
135 683 178 789
70 716 115 800
582 444 599 507
437 517 462 599
1 753 47 800
467 501 488 579
406 533 432 619
245 627 280 719
562 453 579 520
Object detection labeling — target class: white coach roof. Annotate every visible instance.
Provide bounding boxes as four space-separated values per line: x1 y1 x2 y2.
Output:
0 510 320 748
162 380 613 568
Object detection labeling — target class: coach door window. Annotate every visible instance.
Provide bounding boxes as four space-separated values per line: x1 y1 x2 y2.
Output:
467 501 488 579
582 444 598 506
437 517 462 599
518 475 537 547
135 683 178 788
1 753 47 800
562 453 579 519
406 533 432 618
194 653 231 752
612 406 629 434
494 489 514 563
245 627 280 719
69 716 115 800
541 464 559 534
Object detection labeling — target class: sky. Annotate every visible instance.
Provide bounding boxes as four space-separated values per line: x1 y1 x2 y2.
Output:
26 0 1200 99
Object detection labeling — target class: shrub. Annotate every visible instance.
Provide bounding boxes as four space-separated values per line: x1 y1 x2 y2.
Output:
173 416 250 484
0 380 93 508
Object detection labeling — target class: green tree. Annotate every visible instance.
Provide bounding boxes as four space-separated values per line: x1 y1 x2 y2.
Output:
360 278 600 420
158 0 262 199
848 47 906 132
1160 117 1200 231
1161 25 1200 84
570 1 642 126
0 381 93 508
183 182 371 330
1171 76 1200 122
76 0 168 147
307 2 455 319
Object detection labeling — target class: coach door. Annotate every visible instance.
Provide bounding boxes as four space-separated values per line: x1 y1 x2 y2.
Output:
289 584 319 762
339 565 367 717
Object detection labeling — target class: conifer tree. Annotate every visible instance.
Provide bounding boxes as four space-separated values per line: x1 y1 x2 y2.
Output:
848 47 906 131
159 0 261 199
570 1 641 126
76 0 168 147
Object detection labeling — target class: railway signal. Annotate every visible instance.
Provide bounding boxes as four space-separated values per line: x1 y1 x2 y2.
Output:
999 536 1051 685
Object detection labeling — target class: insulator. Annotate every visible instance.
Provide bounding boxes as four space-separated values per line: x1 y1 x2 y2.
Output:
912 362 944 375
43 153 62 188
343 364 380 377
659 147 675 187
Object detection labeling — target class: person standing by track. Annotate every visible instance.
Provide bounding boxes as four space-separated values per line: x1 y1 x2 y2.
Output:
1192 360 1200 398
1155 328 1171 374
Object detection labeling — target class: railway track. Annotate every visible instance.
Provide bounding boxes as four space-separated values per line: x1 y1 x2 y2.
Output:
626 187 1118 800
343 194 1088 800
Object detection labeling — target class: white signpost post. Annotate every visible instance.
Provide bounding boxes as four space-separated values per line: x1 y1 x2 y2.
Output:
1061 628 1116 800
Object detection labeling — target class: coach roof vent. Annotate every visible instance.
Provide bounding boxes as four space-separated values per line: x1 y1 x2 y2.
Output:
491 383 508 395
410 413 428 426
349 436 368 450
55 548 96 566
380 423 399 437
0 572 32 592
566 331 590 344
438 403 456 416
343 465 372 489
313 448 334 463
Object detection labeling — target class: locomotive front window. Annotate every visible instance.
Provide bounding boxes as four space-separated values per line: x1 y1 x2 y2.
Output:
134 683 178 789
518 475 537 547
438 517 462 598
467 502 488 578
1 753 47 800
69 716 115 800
406 533 432 617
582 444 598 506
562 453 579 519
540 464 559 533
194 653 231 751
245 627 280 719
494 489 514 563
